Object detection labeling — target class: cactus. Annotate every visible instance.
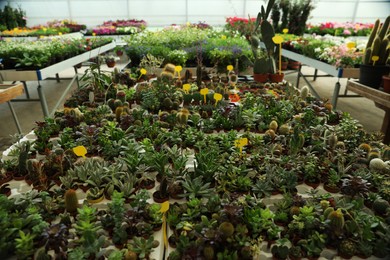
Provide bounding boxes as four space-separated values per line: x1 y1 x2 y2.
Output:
323 207 334 219
327 208 345 234
17 141 30 177
163 97 173 110
250 0 277 74
203 245 215 260
269 120 278 131
338 239 356 258
372 198 390 215
363 16 390 65
382 147 390 161
64 189 79 213
218 221 235 238
116 90 126 103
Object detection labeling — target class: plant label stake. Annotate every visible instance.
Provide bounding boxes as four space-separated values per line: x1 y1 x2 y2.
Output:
200 88 209 104
183 83 191 94
372 55 379 66
138 68 147 80
346 42 356 49
235 138 248 154
283 28 289 34
159 201 170 249
227 65 233 73
175 65 182 79
73 146 87 158
214 93 222 106
272 35 284 75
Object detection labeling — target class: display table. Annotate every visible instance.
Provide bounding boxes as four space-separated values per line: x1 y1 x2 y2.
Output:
282 49 359 108
0 83 24 133
0 41 116 117
345 79 390 144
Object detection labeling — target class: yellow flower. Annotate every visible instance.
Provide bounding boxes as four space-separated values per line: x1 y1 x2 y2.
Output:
221 35 227 40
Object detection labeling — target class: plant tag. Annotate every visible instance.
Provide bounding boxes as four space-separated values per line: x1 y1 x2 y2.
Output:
214 93 223 106
160 201 170 213
235 138 248 153
200 88 209 103
175 65 183 78
73 146 87 158
372 56 379 66
283 28 289 34
227 65 233 72
160 201 170 249
138 68 147 80
272 35 284 44
183 83 191 93
346 42 355 49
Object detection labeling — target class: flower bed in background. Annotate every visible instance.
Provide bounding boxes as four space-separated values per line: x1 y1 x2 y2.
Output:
0 19 86 37
282 34 366 68
87 19 147 35
123 24 253 72
305 22 373 37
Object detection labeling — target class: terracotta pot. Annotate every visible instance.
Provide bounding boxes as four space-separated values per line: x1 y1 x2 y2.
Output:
288 61 301 70
383 75 390 93
106 61 116 68
323 182 340 193
0 174 13 185
269 72 285 83
253 73 269 83
281 61 288 70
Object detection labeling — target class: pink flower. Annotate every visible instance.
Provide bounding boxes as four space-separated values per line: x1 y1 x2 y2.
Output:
343 29 351 35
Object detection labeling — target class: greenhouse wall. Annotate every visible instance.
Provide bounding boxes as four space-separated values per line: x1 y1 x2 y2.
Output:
1 0 389 28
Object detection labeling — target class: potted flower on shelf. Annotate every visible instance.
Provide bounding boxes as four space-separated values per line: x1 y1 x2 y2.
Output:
359 15 390 88
103 55 119 68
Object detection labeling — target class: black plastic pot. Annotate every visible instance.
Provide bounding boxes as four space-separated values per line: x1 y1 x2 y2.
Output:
359 64 390 88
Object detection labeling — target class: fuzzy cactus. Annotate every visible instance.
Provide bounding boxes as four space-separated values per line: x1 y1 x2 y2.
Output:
269 120 278 131
327 208 345 234
116 90 126 103
64 189 79 213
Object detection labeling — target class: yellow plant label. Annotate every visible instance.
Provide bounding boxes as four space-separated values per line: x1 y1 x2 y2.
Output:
160 201 170 213
140 68 147 75
183 83 191 93
175 65 182 72
372 55 379 65
346 42 356 49
214 93 223 106
272 35 284 44
200 88 209 103
73 146 87 158
227 65 234 71
283 28 289 34
235 138 248 148
92 32 96 36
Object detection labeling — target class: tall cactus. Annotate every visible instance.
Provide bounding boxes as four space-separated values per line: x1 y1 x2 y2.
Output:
250 0 277 74
363 16 390 66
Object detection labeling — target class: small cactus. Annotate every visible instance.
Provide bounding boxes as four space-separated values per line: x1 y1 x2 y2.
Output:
372 198 390 215
218 221 235 238
269 120 278 131
300 86 309 99
203 245 215 260
327 208 345 234
64 189 79 213
382 147 390 161
116 90 126 103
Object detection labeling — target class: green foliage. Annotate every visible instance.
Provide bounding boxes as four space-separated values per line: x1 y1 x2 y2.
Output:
0 3 26 30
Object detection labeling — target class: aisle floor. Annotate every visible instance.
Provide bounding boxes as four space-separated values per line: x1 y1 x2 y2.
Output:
0 64 385 155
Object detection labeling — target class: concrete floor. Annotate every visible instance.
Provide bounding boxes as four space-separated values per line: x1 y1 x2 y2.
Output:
0 63 385 155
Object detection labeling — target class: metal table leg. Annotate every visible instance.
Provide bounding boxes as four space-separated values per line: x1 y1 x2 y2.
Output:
37 83 49 117
331 81 341 108
7 101 22 134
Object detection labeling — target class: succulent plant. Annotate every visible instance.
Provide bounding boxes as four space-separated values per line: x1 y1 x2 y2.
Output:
64 189 78 213
362 16 390 66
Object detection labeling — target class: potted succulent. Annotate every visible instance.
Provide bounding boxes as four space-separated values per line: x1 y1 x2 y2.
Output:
250 0 284 83
104 55 118 68
359 16 390 88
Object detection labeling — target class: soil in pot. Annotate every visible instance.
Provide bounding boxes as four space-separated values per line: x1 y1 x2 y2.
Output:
152 190 169 203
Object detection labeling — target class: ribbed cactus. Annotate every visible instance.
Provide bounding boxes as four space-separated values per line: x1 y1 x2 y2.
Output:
372 198 390 215
64 189 79 213
382 147 390 161
327 208 345 234
363 16 390 65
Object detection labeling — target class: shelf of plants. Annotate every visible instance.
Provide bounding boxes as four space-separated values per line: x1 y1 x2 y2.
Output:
282 48 360 108
0 58 389 259
0 39 116 117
